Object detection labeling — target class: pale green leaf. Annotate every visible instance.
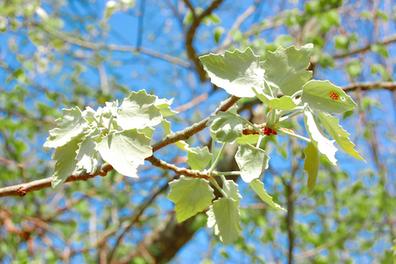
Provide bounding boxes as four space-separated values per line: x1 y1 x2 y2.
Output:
304 110 337 165
44 107 87 149
249 179 285 211
208 197 241 244
263 44 313 95
222 180 242 202
155 97 177 117
168 176 214 222
74 134 100 174
161 119 188 150
187 146 213 170
268 95 297 110
52 136 81 188
117 90 162 130
235 144 268 183
210 112 250 143
317 112 364 160
303 142 319 191
199 48 264 97
97 130 152 177
236 134 260 145
302 80 356 113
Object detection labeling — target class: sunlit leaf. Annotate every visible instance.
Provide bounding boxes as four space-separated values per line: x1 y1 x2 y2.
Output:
44 107 87 149
302 80 356 113
210 112 250 143
168 176 214 222
304 110 337 165
52 136 82 188
235 144 268 183
74 133 101 174
117 90 163 130
199 48 265 97
268 95 298 110
187 146 213 170
249 179 285 211
317 111 364 160
303 142 320 191
263 44 313 95
208 197 241 244
97 130 152 177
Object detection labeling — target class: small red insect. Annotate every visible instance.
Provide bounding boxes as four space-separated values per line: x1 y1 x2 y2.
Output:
263 126 277 136
329 91 340 101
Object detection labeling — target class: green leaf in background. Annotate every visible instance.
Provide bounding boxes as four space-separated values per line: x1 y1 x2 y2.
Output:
208 197 241 244
117 90 163 130
268 95 298 110
52 136 81 188
44 107 87 149
210 112 249 143
168 177 214 223
304 110 337 165
199 48 264 97
235 144 268 183
317 112 364 160
263 43 313 95
249 179 285 211
97 130 152 177
187 146 213 170
303 142 320 191
302 80 356 113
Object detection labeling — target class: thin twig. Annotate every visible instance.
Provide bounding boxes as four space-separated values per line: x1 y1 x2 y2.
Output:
334 34 396 59
185 0 224 81
0 96 239 197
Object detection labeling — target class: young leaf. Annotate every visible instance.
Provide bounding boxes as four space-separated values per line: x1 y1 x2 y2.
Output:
236 134 260 145
302 80 356 113
199 48 265 97
52 136 81 188
162 119 188 150
168 177 214 223
97 130 152 177
44 107 87 149
235 144 268 183
74 135 100 174
222 179 242 201
268 95 298 110
303 142 320 191
208 197 241 244
210 112 249 143
317 112 364 161
187 146 213 170
304 110 337 165
263 44 313 95
117 90 163 130
155 97 177 117
249 179 285 211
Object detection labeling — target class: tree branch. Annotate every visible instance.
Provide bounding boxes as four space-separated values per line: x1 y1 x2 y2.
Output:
185 0 224 81
342 81 396 92
334 34 396 59
0 96 239 198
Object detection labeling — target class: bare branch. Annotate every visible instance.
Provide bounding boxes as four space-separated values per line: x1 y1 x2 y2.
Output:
0 96 239 198
185 0 224 81
343 82 396 92
334 34 396 59
37 23 190 68
221 5 257 49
